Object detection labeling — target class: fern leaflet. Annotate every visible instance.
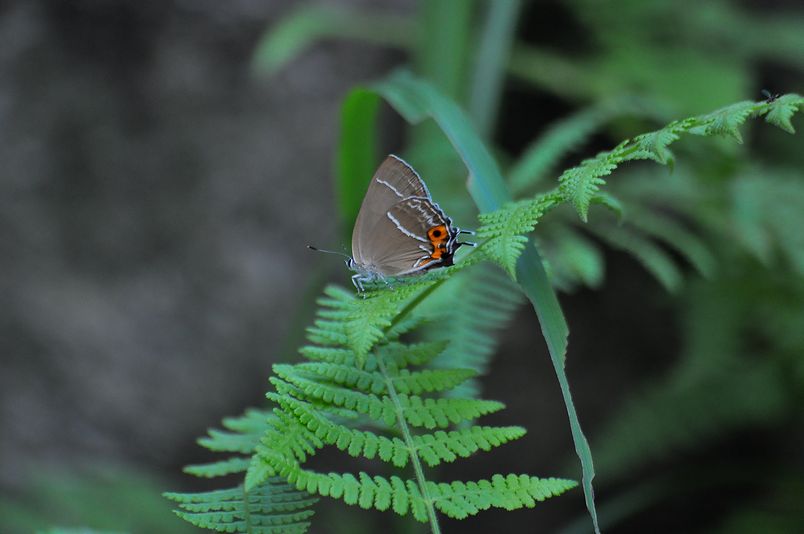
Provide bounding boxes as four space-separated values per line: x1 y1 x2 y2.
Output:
165 409 318 533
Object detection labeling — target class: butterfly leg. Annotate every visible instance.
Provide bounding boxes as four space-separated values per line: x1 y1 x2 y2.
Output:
352 273 365 295
381 276 395 291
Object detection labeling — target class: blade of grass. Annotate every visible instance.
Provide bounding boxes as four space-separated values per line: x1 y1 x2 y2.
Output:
468 0 522 138
251 5 416 76
337 89 381 234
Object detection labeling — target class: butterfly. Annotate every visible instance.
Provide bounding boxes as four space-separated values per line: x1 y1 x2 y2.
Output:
344 155 472 292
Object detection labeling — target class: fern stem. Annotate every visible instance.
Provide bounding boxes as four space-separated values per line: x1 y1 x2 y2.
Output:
375 353 441 534
240 484 254 534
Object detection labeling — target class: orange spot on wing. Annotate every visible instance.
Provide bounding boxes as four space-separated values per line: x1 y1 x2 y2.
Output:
425 225 450 262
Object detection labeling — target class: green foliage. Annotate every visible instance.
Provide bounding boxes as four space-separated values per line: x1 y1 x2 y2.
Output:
171 3 804 532
169 74 802 532
419 264 523 398
555 95 803 221
462 95 803 286
477 193 561 278
165 482 316 534
243 285 576 524
251 5 414 76
165 409 318 533
336 70 599 531
508 96 670 194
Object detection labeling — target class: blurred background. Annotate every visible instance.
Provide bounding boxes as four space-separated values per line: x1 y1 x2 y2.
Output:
1 1 802 533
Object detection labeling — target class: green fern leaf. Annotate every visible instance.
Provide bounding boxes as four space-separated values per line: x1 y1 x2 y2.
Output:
697 100 755 143
760 94 803 134
550 95 802 226
376 340 449 368
270 374 396 426
290 362 477 395
269 395 410 466
478 194 560 277
184 457 252 478
165 481 317 534
412 426 527 466
630 128 680 165
558 150 622 222
305 323 348 347
429 474 577 519
396 395 505 429
300 340 448 372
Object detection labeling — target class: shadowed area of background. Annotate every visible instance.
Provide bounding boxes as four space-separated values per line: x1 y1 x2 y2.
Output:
1 1 802 533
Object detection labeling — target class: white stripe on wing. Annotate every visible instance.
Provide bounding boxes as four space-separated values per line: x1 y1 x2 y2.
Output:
375 178 404 198
386 212 428 243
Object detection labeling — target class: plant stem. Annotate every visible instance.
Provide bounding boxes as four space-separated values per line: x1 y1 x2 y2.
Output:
375 353 441 534
241 485 254 534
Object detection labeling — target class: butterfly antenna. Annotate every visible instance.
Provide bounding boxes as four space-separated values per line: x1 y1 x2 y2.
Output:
307 245 352 259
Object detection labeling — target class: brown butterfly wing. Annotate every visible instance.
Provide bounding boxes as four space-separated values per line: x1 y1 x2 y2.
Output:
352 155 431 265
358 197 451 276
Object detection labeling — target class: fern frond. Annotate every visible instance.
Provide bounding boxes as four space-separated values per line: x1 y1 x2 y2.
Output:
477 193 561 277
269 375 394 425
556 94 803 220
299 341 447 370
289 361 478 395
395 395 505 429
412 426 527 466
181 409 274 478
168 408 318 532
310 281 457 366
508 96 667 193
759 94 801 133
165 481 316 534
270 372 503 430
430 474 578 519
558 149 623 221
242 288 574 525
697 101 756 142
377 340 450 368
247 455 576 524
630 128 681 165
